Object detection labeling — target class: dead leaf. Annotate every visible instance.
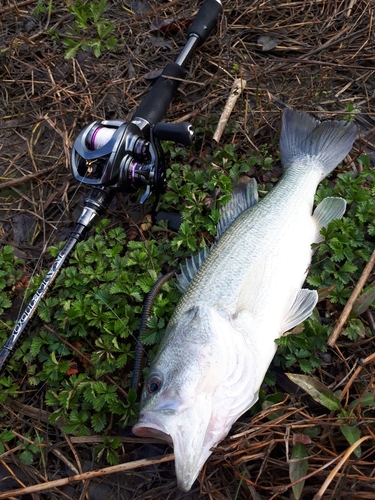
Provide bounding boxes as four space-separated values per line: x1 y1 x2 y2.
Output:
66 361 78 376
257 35 279 51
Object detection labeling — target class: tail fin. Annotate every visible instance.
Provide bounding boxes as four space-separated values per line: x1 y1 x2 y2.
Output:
280 108 357 177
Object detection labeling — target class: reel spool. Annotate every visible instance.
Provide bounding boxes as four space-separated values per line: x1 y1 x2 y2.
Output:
71 120 165 203
71 119 195 203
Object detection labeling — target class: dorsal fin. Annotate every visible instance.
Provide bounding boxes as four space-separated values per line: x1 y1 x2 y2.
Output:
176 180 259 293
217 179 259 238
176 248 209 293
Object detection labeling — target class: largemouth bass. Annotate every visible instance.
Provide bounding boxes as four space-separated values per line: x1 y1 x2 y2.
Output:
132 108 357 491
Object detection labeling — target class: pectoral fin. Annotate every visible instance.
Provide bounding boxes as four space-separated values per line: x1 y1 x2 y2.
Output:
281 289 318 334
236 256 267 315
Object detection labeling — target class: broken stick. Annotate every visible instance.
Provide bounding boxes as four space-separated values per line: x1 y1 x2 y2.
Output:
213 78 247 143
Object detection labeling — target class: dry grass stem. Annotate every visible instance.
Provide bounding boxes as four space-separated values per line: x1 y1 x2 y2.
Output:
213 78 247 143
0 454 175 499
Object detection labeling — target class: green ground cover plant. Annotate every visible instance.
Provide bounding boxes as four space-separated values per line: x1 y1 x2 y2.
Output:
0 117 373 472
34 0 123 59
0 131 266 465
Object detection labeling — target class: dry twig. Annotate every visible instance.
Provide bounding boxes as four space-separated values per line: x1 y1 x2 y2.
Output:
0 454 175 499
327 248 375 347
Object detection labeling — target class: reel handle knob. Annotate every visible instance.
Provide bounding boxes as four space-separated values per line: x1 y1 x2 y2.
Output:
153 122 195 146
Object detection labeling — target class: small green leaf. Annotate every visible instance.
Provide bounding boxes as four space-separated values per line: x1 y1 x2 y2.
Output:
342 318 366 340
349 392 375 409
351 285 375 317
64 44 80 60
92 412 107 433
289 442 308 500
50 351 59 365
19 450 34 466
303 427 321 438
97 19 113 39
1 429 15 443
286 373 342 411
339 410 361 457
357 154 370 168
261 400 283 420
106 446 119 465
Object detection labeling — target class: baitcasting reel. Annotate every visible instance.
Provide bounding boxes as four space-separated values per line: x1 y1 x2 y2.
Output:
71 119 195 203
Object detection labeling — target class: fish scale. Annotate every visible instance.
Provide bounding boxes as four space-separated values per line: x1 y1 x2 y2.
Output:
133 108 357 492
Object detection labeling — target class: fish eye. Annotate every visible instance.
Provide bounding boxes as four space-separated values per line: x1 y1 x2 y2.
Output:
146 374 162 394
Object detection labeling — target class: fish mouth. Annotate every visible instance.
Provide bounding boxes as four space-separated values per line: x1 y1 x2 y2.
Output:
132 412 173 444
132 408 214 492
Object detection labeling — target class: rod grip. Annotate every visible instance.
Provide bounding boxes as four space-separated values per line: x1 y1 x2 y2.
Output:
133 63 186 126
188 0 222 46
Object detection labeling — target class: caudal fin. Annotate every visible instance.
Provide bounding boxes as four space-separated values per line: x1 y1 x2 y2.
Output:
280 108 357 177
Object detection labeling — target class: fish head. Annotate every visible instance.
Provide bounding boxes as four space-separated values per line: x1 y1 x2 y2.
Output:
133 305 258 491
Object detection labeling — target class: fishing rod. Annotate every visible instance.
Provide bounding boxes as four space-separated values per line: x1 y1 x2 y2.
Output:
0 0 223 372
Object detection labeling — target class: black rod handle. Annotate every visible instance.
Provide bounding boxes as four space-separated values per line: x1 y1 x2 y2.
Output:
188 0 222 46
132 63 186 126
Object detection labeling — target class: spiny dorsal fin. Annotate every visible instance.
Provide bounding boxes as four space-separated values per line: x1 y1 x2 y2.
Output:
217 179 258 238
176 180 259 293
313 197 346 243
280 288 318 334
176 248 209 293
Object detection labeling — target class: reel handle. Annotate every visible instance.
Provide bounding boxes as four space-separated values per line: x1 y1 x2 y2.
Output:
153 122 195 146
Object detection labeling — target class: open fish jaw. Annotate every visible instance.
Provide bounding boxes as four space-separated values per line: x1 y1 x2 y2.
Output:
134 396 214 491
